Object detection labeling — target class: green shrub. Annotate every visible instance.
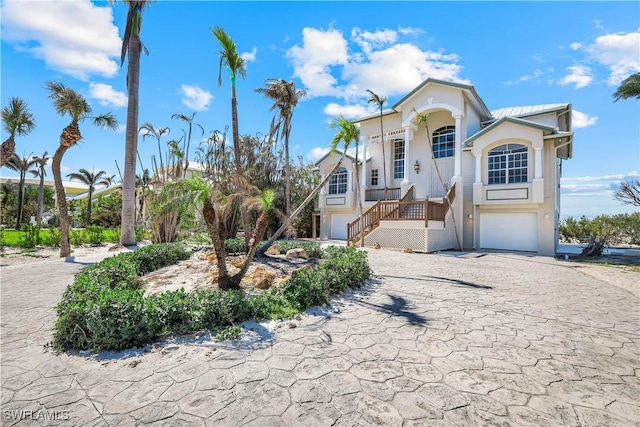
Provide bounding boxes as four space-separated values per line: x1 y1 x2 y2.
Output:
275 240 324 258
51 244 369 353
46 227 62 247
224 238 246 255
135 224 149 242
70 229 85 246
19 224 42 249
86 225 105 245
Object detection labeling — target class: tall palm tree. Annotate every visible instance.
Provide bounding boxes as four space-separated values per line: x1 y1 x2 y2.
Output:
30 151 50 225
136 167 151 222
45 81 119 257
366 89 388 193
114 0 152 247
613 73 640 102
258 115 357 254
1 98 36 167
330 115 363 245
139 122 170 182
172 112 204 179
5 154 36 229
67 168 109 225
414 110 461 250
255 79 307 224
103 174 118 187
212 26 251 246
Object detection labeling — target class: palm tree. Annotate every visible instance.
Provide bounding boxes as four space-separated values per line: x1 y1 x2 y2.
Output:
413 110 461 250
255 79 307 223
258 115 358 254
67 168 109 225
613 73 640 102
45 81 119 257
30 151 50 225
103 174 118 187
1 181 16 213
136 167 151 221
5 154 36 229
212 26 250 246
172 112 204 179
1 98 36 167
114 0 152 247
203 186 275 290
366 90 388 193
139 122 170 182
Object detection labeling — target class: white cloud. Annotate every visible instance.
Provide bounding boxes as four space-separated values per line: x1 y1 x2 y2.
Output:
287 26 467 101
88 83 127 108
287 27 350 98
398 26 425 37
307 147 330 162
569 43 582 50
179 85 213 112
323 103 375 119
562 171 639 184
558 65 593 89
1 0 121 80
572 109 598 128
585 30 640 85
241 47 258 62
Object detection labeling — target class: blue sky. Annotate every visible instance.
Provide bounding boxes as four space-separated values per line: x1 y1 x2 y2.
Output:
1 0 638 219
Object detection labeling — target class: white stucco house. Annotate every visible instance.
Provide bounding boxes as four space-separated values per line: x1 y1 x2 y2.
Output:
315 78 574 256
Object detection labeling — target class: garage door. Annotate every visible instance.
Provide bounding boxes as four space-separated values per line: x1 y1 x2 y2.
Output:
331 213 355 240
480 213 538 252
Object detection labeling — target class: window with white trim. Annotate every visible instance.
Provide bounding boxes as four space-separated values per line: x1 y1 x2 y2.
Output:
432 125 455 158
488 144 528 184
328 167 348 194
393 139 404 179
370 169 379 186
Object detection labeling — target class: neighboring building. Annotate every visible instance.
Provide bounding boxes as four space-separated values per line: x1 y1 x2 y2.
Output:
315 78 573 256
0 176 89 198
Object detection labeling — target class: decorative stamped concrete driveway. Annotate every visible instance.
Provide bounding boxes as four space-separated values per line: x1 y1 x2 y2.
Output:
1 249 639 426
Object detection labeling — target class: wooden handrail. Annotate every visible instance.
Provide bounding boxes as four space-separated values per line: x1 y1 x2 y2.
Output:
347 182 456 245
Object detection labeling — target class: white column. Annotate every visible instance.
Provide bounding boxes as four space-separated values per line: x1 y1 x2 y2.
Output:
361 139 368 187
319 174 326 194
454 115 462 178
534 147 542 179
474 155 482 183
402 126 411 184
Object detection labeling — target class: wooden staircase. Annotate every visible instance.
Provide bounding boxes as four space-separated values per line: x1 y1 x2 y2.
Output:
347 183 456 247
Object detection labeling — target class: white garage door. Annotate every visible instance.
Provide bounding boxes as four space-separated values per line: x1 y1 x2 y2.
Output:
331 213 355 240
480 213 538 252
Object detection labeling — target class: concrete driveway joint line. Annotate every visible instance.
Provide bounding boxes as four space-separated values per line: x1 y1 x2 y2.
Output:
1 248 638 426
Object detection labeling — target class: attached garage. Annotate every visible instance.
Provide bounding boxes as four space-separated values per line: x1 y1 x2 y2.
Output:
480 212 538 252
331 213 355 240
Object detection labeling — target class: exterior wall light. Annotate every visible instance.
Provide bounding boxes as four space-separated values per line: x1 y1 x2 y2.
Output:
414 160 420 174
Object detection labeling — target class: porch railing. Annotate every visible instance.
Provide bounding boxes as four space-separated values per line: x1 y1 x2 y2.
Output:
347 182 456 246
365 187 401 201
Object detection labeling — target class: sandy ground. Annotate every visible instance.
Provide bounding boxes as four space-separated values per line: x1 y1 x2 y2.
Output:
1 243 638 298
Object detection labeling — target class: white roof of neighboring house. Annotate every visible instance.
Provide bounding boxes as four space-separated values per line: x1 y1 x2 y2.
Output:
490 103 570 120
0 176 89 194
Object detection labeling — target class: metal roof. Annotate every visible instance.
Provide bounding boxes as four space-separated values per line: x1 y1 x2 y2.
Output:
490 104 569 120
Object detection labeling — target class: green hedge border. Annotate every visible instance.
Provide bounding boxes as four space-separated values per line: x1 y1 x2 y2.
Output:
50 244 370 353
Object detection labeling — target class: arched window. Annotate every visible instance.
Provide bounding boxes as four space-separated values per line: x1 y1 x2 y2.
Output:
432 126 455 158
488 144 528 184
328 167 348 194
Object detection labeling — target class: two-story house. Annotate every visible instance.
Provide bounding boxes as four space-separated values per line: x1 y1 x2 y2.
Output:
315 78 573 256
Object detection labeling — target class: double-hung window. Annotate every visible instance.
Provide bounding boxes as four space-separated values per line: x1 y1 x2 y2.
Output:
328 167 348 194
393 139 405 179
488 144 528 184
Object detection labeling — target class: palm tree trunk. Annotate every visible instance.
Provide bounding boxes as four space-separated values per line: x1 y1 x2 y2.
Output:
258 151 348 255
16 172 25 229
232 210 269 287
231 83 252 248
37 174 44 225
86 187 93 225
120 32 141 246
0 136 15 168
202 198 235 290
284 130 291 228
52 144 72 257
